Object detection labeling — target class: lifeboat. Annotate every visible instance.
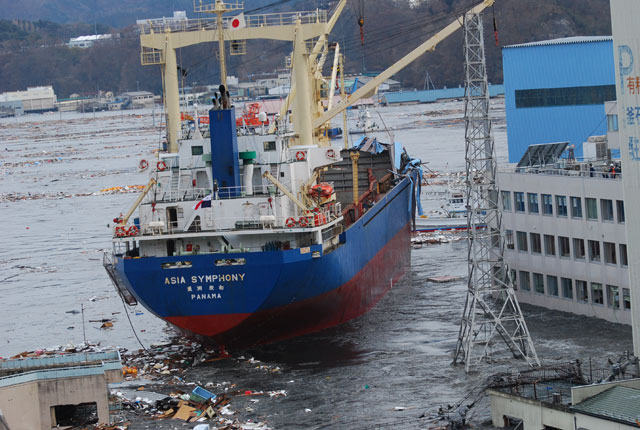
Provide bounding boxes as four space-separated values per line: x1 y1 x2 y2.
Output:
309 182 334 199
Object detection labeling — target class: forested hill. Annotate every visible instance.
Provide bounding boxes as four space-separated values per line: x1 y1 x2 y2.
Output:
0 0 613 98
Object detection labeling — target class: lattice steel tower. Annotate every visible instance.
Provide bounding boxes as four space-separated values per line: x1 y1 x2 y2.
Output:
453 11 539 372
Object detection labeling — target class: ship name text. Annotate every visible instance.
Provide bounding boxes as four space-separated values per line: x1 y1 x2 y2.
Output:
163 273 246 285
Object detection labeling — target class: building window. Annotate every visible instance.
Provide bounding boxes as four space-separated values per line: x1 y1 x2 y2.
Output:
607 285 620 309
591 283 604 305
510 269 517 287
533 273 545 294
544 234 556 256
191 145 204 156
588 240 601 262
542 194 553 215
505 230 514 250
558 236 570 258
515 85 616 108
519 271 531 291
555 195 568 217
492 228 501 249
501 191 512 211
561 277 573 299
516 231 528 252
573 238 585 260
617 200 625 223
586 198 598 220
576 280 589 303
527 193 539 214
514 192 525 212
620 244 628 267
604 242 617 265
623 288 631 310
601 199 614 221
570 196 582 218
530 233 542 254
547 275 559 296
608 112 619 132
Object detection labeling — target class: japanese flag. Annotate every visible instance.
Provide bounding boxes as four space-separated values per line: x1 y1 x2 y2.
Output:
230 13 246 30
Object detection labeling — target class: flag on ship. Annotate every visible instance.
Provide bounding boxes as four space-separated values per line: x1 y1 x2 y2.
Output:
194 194 212 209
231 13 246 29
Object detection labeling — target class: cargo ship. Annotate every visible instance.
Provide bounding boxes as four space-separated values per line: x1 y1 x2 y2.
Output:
104 0 493 348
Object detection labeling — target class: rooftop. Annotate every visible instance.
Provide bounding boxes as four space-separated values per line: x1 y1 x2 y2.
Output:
0 351 122 388
572 385 640 426
503 36 612 49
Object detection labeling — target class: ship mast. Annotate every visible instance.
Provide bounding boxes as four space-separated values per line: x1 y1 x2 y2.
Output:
197 0 241 89
139 1 342 151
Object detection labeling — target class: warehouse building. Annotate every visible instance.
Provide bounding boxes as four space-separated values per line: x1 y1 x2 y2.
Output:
503 36 615 162
0 86 57 113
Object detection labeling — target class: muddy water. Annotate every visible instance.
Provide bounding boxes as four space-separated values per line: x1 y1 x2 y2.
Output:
0 102 631 429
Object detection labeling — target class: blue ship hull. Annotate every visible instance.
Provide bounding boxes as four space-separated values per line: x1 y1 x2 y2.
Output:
114 178 413 347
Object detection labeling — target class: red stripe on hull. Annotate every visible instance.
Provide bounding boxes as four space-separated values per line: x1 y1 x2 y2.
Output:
166 222 411 347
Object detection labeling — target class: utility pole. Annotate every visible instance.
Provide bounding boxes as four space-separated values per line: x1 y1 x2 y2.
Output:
453 11 539 372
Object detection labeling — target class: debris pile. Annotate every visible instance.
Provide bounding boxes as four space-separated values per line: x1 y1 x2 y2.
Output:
1 157 64 168
411 231 465 246
107 338 281 429
99 185 145 194
0 185 145 203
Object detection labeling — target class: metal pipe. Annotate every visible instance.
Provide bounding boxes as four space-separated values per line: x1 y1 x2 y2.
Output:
350 151 360 205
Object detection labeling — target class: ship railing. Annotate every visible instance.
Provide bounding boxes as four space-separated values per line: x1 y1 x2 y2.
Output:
136 207 341 236
138 10 326 35
153 183 290 203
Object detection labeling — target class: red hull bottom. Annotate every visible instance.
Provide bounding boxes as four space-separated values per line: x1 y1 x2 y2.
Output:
167 223 411 348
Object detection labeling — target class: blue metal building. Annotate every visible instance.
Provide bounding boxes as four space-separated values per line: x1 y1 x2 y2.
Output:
502 36 615 162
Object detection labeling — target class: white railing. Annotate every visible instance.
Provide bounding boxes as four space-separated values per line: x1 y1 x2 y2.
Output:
500 166 622 180
153 184 282 203
138 10 326 35
119 206 341 238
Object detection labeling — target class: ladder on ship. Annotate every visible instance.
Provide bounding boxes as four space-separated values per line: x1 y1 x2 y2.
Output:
103 252 138 306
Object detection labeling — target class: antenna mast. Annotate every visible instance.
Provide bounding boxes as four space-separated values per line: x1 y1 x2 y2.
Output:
453 11 539 372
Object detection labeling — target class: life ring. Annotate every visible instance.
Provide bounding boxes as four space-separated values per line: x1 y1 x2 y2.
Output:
326 148 335 158
285 217 297 228
157 161 168 171
139 159 149 170
295 151 306 161
115 226 127 237
298 216 309 228
127 225 139 236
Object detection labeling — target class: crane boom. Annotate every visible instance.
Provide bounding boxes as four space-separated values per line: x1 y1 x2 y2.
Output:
312 0 495 130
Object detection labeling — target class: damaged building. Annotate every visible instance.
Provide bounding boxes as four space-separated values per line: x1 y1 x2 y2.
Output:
0 351 122 430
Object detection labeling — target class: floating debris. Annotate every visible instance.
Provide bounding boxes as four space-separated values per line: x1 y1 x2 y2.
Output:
99 185 145 194
426 275 461 283
411 231 465 246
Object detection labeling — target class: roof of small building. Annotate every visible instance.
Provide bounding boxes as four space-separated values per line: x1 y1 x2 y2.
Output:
572 385 640 426
122 91 154 97
503 36 612 49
